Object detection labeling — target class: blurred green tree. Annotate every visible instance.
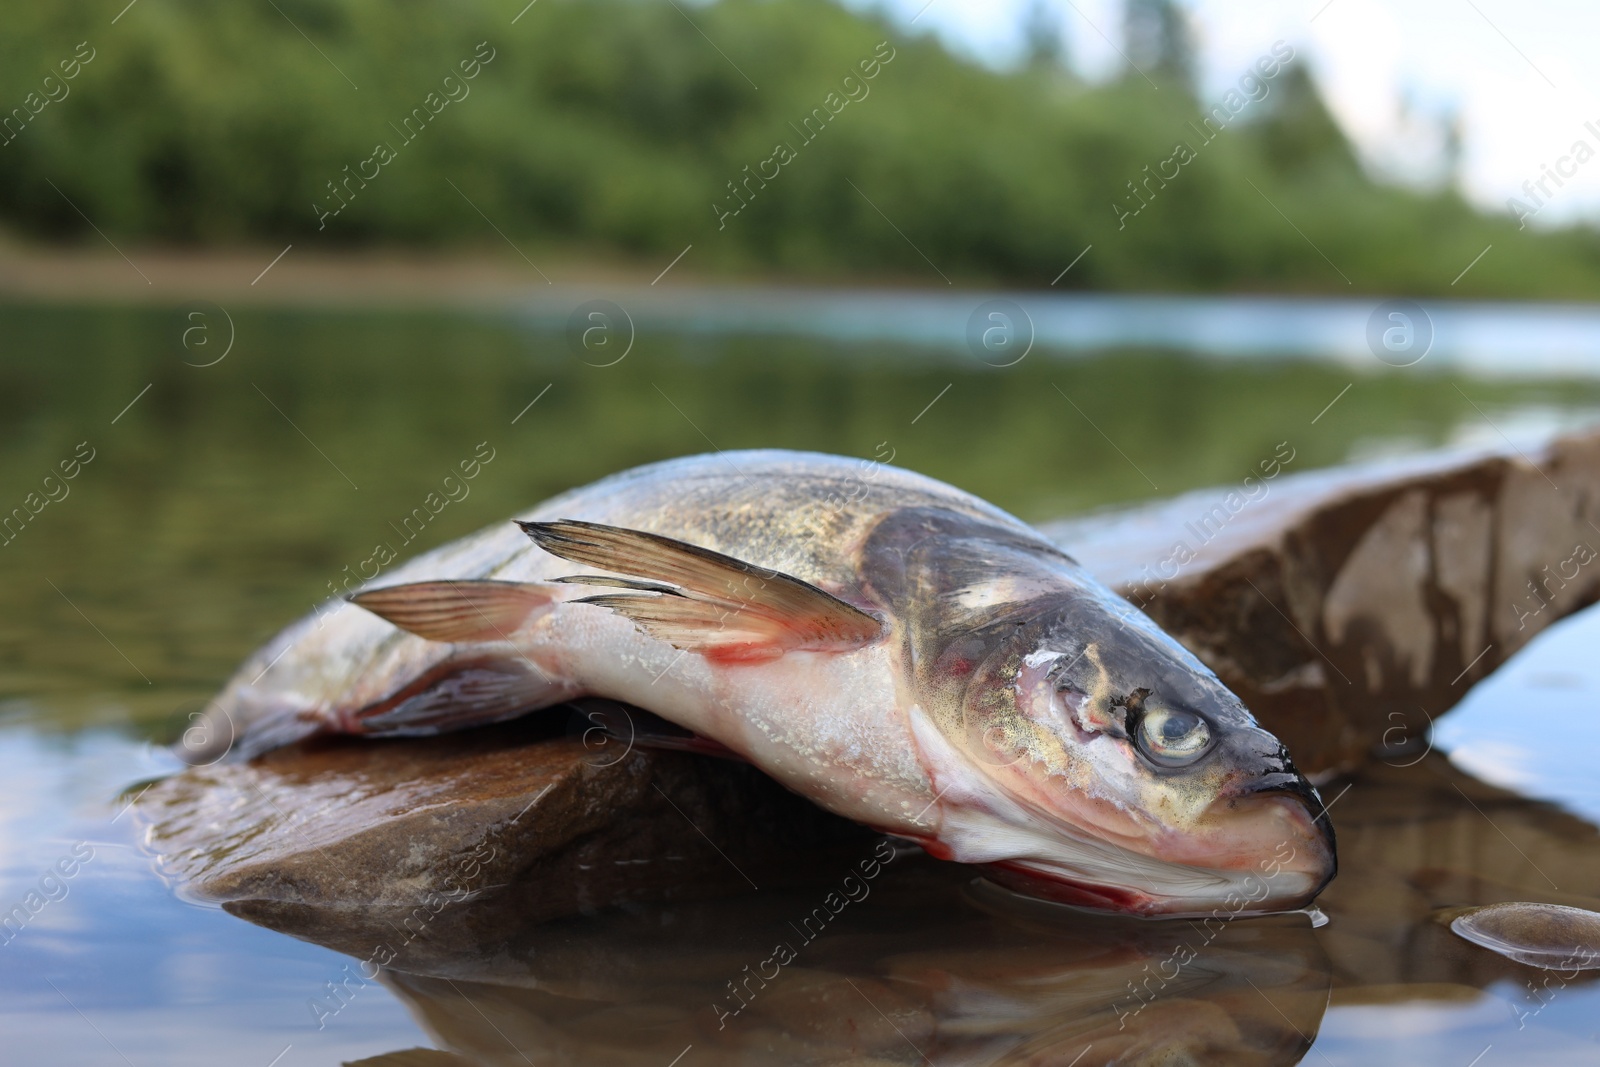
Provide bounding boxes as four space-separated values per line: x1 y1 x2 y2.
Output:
1022 0 1067 70
1124 0 1194 89
0 0 1592 296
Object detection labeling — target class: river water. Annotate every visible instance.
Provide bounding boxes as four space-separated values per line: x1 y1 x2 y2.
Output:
2 298 1599 1065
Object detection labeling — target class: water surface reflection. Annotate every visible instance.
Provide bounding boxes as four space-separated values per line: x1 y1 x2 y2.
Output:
242 855 1329 1066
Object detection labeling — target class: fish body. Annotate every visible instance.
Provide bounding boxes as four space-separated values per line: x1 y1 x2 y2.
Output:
202 450 1335 917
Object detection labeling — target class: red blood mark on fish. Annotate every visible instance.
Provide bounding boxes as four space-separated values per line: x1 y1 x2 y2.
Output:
703 643 786 665
985 861 1145 912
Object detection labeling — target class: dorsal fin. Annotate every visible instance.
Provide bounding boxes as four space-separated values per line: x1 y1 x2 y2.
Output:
349 579 555 643
520 519 883 663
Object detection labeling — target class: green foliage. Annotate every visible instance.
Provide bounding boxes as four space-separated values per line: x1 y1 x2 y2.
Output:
1 0 1596 296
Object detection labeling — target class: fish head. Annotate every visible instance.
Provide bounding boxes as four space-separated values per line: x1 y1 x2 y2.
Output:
869 509 1335 919
920 586 1336 917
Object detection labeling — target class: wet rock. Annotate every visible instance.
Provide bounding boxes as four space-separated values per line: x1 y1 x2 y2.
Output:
1449 902 1600 970
1046 427 1600 772
138 704 870 923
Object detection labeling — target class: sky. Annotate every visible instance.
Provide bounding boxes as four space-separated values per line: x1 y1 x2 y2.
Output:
849 0 1600 230
1434 603 1600 826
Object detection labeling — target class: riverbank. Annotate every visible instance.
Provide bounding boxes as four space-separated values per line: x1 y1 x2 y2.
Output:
8 240 1600 378
0 239 712 310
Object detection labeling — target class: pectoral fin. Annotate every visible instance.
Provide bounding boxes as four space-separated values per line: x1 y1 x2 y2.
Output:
350 579 555 643
520 519 882 663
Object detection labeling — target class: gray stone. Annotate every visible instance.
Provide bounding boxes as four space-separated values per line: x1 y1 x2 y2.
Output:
1048 428 1600 772
1449 901 1600 970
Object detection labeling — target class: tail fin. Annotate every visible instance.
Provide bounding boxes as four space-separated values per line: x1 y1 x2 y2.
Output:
353 657 570 736
174 687 322 766
180 656 577 764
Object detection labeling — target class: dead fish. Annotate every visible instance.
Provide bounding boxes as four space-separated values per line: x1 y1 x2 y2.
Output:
1449 902 1600 970
195 450 1336 917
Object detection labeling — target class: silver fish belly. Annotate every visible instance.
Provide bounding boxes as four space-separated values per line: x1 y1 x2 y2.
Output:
198 450 1336 917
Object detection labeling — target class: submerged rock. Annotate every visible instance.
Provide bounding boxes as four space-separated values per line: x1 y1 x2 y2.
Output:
1049 427 1600 772
1449 902 1600 970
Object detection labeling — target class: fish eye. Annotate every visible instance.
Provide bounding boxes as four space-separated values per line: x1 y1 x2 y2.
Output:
1135 706 1211 767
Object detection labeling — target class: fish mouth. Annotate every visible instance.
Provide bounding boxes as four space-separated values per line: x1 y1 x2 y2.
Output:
980 859 1326 920
972 773 1338 920
1221 772 1339 907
